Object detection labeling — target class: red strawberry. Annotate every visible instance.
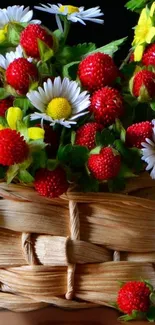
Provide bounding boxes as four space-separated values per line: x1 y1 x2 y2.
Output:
90 86 124 126
6 58 38 95
126 121 153 148
142 43 155 66
88 147 121 180
34 167 69 198
0 128 29 166
0 97 13 117
78 52 118 92
117 281 151 316
131 70 155 100
75 122 103 150
20 24 53 59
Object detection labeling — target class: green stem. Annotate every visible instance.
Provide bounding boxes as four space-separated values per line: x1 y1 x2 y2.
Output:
62 19 71 45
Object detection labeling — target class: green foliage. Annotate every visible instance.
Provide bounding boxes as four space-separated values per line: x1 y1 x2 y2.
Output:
125 0 152 12
147 306 155 322
89 37 127 57
18 170 34 183
38 39 54 62
96 129 115 146
58 144 89 168
0 88 9 100
63 61 80 80
7 23 24 46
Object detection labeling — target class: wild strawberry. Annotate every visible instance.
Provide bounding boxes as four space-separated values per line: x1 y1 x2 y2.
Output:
90 86 124 126
34 167 69 198
117 281 151 315
0 128 29 166
88 147 121 180
78 52 118 92
20 24 53 59
0 97 13 117
75 122 103 150
131 69 155 100
6 58 38 95
126 121 153 148
142 43 155 66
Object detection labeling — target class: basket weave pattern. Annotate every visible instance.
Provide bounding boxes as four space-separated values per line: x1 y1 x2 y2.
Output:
0 173 155 312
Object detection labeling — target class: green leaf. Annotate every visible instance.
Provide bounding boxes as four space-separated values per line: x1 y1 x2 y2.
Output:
108 178 126 192
118 163 137 178
150 102 155 111
0 88 9 100
18 157 32 170
125 0 150 12
121 61 137 78
119 310 146 321
71 131 76 145
90 146 101 154
96 129 115 146
114 139 132 162
0 165 6 179
7 23 24 46
58 144 89 167
63 61 80 80
78 173 99 192
0 116 8 127
13 97 33 115
53 29 64 45
57 42 96 65
87 37 127 57
38 62 53 77
18 170 34 183
47 159 58 171
31 150 47 174
38 39 54 62
6 164 19 184
147 306 155 322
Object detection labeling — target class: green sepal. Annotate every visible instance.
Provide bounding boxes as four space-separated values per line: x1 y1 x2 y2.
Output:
118 163 137 179
30 150 47 175
18 169 34 183
118 310 146 322
95 129 115 146
6 164 19 184
87 37 127 57
0 88 9 100
16 121 29 141
78 172 99 192
150 292 155 304
29 139 46 152
144 280 154 293
147 306 155 322
115 119 126 142
38 39 54 62
7 22 24 46
47 159 58 171
138 85 151 103
150 102 155 111
90 146 101 155
38 61 54 78
62 61 80 80
71 131 76 145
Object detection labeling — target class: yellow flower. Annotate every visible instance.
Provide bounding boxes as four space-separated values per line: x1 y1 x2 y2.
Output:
133 2 155 61
0 106 45 140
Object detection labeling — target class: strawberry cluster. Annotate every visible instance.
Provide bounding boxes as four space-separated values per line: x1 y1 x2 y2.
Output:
0 3 155 199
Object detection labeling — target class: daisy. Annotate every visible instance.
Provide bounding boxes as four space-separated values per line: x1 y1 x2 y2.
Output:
27 77 90 128
0 5 41 30
35 4 104 31
0 45 32 70
141 122 155 179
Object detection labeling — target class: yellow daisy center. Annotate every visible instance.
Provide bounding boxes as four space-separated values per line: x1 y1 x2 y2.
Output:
59 5 79 14
46 97 72 120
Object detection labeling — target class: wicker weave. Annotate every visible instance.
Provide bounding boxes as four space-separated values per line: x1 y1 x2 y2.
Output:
0 173 155 312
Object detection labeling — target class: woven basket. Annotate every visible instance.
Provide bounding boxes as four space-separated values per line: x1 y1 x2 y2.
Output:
0 172 155 312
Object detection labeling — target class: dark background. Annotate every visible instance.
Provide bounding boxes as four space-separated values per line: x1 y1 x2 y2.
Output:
2 1 138 62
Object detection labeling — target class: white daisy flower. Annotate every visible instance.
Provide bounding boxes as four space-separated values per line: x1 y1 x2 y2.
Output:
27 77 90 128
0 5 41 29
0 45 33 70
35 4 104 31
141 122 155 179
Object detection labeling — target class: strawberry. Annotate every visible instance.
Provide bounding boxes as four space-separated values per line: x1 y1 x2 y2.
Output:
90 86 124 126
0 97 13 117
131 69 155 100
0 128 29 166
88 147 121 180
34 167 69 198
75 122 103 150
20 24 53 59
78 52 118 92
142 43 155 66
117 281 151 316
126 121 153 148
6 58 38 95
